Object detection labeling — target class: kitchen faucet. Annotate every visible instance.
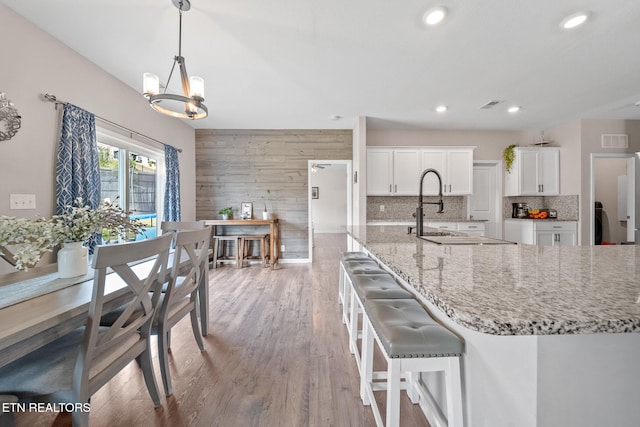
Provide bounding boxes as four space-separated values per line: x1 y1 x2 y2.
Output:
415 168 444 236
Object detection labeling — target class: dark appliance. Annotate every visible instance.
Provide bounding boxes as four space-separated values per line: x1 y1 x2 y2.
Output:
512 202 529 219
595 201 603 245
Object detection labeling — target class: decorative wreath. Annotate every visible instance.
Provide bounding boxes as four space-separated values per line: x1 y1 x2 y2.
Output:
0 92 22 141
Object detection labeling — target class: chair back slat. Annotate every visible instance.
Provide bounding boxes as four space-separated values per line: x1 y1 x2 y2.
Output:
160 227 211 319
76 233 173 393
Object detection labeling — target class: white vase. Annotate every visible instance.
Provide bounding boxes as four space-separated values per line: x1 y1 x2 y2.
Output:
262 211 270 220
58 242 88 278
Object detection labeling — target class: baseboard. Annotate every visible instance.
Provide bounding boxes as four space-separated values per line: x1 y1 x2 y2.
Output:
278 258 310 264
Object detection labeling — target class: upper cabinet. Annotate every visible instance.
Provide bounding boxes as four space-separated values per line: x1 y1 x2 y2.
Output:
366 148 421 195
421 148 474 196
366 147 474 196
505 147 559 196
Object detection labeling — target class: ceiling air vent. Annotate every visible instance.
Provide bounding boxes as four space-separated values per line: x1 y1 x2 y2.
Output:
601 134 628 149
480 100 502 109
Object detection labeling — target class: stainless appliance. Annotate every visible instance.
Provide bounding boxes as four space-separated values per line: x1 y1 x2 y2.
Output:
512 202 529 218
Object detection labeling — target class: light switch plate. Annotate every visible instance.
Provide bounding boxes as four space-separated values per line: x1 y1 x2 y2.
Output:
10 194 36 210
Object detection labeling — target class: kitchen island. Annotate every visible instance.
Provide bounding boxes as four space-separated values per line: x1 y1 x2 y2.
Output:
347 225 640 427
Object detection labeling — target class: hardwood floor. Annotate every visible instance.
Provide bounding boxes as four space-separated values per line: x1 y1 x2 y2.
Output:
15 234 429 427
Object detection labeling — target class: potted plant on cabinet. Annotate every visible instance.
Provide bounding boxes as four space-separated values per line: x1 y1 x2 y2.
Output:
261 189 272 220
218 207 233 220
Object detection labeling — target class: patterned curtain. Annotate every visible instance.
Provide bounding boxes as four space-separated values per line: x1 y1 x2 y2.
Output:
164 144 181 222
56 103 101 252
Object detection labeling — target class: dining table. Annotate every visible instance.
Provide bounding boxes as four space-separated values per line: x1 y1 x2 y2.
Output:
0 250 210 369
204 218 280 270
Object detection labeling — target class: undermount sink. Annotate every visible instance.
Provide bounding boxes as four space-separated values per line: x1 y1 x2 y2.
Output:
418 235 516 245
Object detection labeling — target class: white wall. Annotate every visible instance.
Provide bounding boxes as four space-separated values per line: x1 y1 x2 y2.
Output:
0 5 195 273
311 166 348 233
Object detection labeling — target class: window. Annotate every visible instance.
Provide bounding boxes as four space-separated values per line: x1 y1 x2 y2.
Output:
97 129 165 243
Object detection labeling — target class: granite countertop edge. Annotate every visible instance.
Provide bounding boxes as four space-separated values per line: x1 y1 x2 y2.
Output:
348 225 640 336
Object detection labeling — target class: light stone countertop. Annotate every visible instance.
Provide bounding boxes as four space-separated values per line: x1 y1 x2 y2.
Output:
348 225 640 336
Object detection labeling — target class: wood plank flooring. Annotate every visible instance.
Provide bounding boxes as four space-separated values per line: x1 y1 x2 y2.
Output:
14 233 429 427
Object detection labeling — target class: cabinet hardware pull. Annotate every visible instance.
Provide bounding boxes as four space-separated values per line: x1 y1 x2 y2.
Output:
394 184 397 192
389 184 392 193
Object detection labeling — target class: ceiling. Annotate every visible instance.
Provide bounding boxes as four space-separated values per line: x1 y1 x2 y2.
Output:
3 0 640 131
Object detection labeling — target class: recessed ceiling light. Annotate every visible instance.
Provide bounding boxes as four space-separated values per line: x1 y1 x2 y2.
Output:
560 12 590 30
423 6 448 26
507 106 521 114
435 105 448 113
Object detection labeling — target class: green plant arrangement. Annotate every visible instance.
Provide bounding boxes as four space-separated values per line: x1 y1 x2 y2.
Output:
262 189 271 212
503 144 517 174
218 207 233 216
0 198 145 270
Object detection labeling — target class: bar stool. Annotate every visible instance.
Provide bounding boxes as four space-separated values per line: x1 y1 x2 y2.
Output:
360 298 464 427
341 260 387 326
338 252 374 305
348 274 413 372
239 234 270 268
212 235 241 268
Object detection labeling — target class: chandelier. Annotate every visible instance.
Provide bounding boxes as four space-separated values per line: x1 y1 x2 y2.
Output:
143 0 207 120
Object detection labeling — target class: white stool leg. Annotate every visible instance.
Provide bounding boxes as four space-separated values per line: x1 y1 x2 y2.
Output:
342 274 352 325
386 359 402 427
406 371 419 404
338 262 345 304
348 289 360 355
445 357 464 427
360 317 374 406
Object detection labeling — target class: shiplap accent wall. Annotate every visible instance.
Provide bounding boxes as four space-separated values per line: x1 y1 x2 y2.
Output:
195 130 353 259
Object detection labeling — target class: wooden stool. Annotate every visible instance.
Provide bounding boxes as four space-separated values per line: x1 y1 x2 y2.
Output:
360 298 464 427
212 235 241 268
239 234 270 268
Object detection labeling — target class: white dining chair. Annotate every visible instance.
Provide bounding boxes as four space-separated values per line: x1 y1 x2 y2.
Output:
0 233 173 427
155 226 211 395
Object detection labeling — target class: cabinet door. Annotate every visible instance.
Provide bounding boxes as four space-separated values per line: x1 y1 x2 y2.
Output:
519 150 540 195
556 231 576 246
535 231 556 246
539 149 559 195
420 150 447 196
366 149 393 195
393 150 421 195
447 150 473 195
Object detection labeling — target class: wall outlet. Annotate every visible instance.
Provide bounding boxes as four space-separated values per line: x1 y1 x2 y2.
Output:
10 194 36 210
379 204 385 212
280 245 285 252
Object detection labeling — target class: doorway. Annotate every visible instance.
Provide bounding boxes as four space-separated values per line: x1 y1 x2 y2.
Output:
590 154 634 245
470 161 503 239
308 160 352 262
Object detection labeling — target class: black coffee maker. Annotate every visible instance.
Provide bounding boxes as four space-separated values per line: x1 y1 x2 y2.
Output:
512 202 529 218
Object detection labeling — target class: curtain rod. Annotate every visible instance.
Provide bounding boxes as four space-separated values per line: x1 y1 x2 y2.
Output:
42 93 182 153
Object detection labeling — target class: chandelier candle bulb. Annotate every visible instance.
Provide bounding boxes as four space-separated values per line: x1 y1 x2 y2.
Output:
143 73 159 96
189 76 205 99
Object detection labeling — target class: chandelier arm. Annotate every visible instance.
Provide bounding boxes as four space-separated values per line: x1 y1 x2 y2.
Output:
163 58 179 95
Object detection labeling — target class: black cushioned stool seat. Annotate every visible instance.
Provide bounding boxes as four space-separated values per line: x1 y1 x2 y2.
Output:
360 298 464 427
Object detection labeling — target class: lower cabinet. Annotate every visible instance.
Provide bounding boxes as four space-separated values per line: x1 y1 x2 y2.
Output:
504 220 577 246
427 221 485 236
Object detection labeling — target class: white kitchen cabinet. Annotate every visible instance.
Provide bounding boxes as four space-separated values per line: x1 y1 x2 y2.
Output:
504 220 576 246
457 222 486 236
421 148 474 196
505 147 559 196
427 221 485 236
366 148 421 195
366 149 393 195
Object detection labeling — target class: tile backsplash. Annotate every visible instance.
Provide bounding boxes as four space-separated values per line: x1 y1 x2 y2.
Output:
503 195 579 220
367 196 468 222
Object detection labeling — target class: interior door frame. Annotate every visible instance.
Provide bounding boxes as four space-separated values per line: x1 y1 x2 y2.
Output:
589 153 635 245
470 160 503 239
308 160 353 263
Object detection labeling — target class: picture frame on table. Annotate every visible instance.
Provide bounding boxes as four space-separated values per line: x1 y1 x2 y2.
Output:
241 202 253 219
311 187 319 199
